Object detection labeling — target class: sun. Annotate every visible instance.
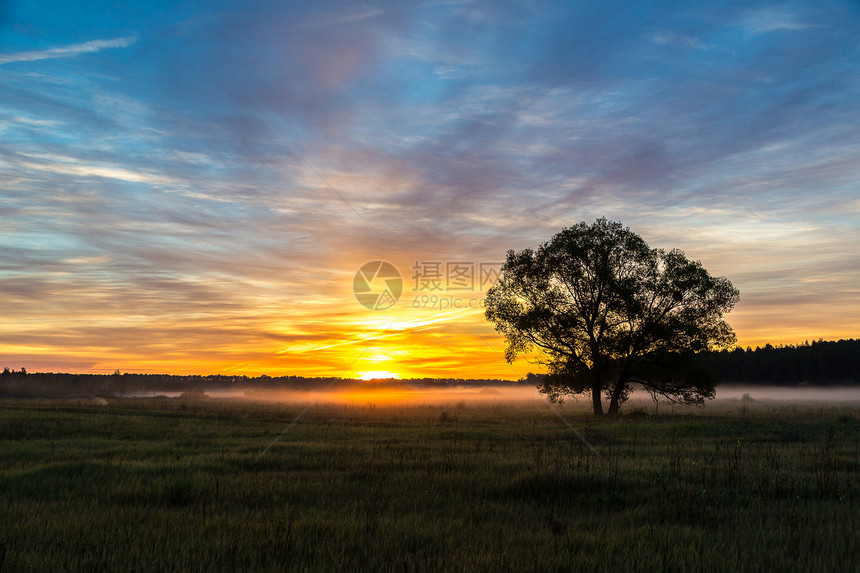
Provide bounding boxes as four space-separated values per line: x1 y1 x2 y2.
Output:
358 370 401 381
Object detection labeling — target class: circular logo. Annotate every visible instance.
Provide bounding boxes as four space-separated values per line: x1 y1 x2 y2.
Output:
353 261 403 310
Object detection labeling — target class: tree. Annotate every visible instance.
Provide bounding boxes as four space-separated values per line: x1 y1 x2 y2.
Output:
485 218 740 416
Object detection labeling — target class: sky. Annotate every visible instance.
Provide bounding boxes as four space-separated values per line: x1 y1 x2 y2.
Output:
1 0 859 379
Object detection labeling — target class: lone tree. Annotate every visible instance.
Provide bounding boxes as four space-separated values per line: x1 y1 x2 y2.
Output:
485 218 739 416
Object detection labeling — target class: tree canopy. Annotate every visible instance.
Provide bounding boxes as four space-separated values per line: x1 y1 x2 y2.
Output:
485 218 740 415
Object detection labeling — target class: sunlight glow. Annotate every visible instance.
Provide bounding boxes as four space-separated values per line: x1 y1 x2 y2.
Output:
358 370 401 380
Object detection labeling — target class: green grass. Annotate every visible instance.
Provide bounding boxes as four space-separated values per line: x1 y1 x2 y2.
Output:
1 397 858 572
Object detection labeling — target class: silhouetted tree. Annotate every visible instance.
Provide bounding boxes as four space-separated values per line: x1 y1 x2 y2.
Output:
485 218 740 416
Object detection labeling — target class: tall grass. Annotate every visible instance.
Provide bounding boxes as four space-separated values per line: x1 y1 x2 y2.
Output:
0 397 857 571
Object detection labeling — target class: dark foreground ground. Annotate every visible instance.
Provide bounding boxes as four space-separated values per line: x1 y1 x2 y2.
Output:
1 396 858 572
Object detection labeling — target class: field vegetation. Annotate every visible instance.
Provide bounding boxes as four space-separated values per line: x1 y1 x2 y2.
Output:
1 396 858 571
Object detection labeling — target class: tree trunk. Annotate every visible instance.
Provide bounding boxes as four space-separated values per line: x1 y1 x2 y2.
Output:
606 381 627 416
591 385 603 416
607 397 620 416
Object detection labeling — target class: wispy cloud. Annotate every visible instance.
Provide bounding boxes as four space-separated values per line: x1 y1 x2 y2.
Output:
652 31 711 50
15 156 176 186
0 36 137 65
740 9 818 35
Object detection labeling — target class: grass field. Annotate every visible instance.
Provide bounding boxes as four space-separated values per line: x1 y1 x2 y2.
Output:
1 395 858 572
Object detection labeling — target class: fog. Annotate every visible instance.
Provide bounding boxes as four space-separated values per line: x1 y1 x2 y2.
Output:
124 384 860 408
713 385 860 402
125 385 544 405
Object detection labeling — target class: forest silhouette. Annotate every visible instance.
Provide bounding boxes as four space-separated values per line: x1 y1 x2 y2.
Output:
1 339 857 399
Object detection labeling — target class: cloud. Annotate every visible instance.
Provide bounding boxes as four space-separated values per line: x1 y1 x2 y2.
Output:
303 7 388 27
1 0 859 376
0 36 137 65
14 155 177 186
740 8 817 35
651 31 710 50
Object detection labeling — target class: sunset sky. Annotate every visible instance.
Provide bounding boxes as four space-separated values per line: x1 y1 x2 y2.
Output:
1 0 859 379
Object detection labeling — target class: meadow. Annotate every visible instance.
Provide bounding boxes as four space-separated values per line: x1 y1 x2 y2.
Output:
1 394 858 572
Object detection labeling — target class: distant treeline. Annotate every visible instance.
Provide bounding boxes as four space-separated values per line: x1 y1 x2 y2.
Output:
702 338 859 386
1 338 857 398
0 368 523 399
515 340 860 389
